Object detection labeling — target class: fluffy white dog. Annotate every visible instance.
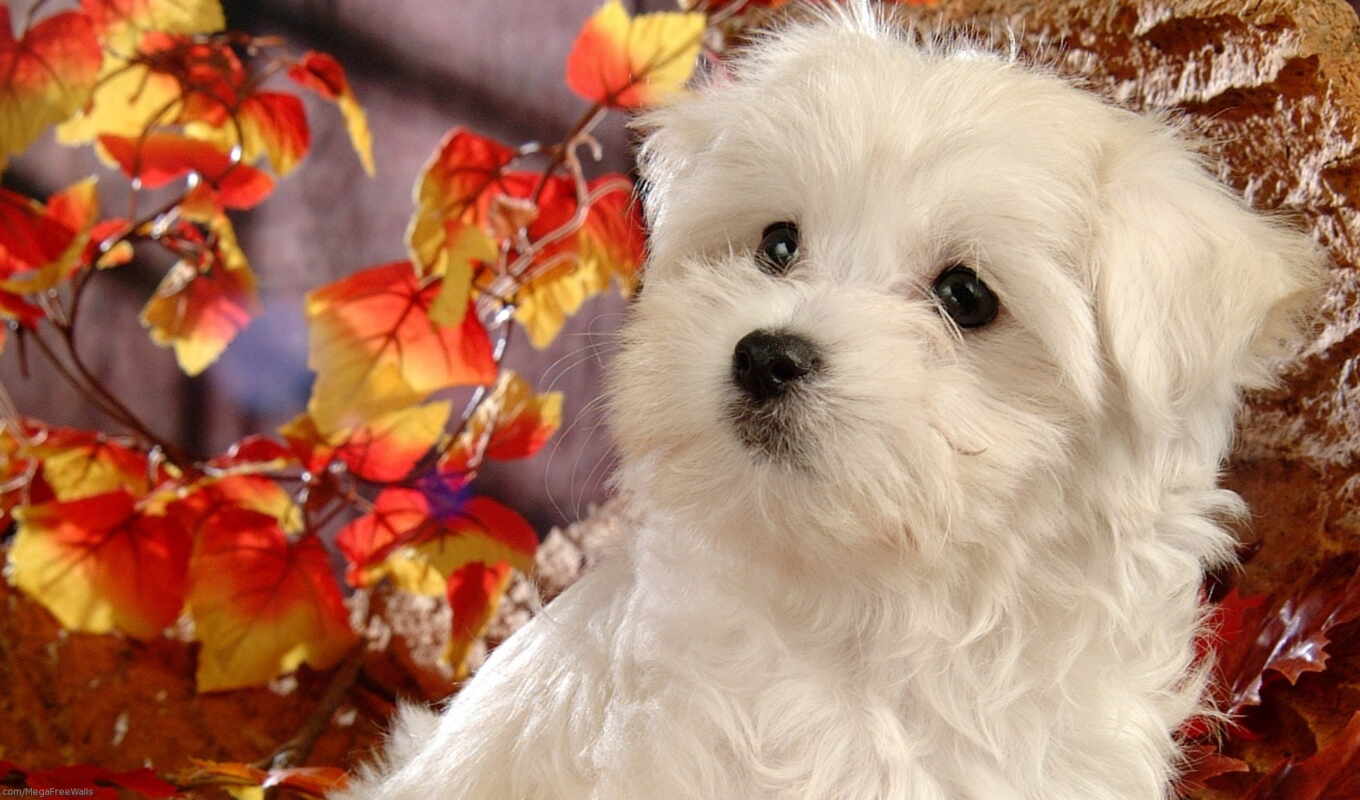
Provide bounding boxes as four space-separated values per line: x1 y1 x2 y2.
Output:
338 5 1324 798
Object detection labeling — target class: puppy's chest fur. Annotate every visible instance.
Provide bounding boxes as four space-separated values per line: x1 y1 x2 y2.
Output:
523 520 1203 800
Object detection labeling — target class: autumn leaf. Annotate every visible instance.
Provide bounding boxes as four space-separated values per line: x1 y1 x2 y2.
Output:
339 486 536 595
8 490 190 639
59 3 229 146
81 0 226 47
182 760 348 800
511 173 643 347
0 178 98 297
141 223 260 376
0 5 102 167
26 426 151 501
287 51 374 175
441 370 562 474
191 91 311 177
406 127 517 279
187 508 356 691
429 223 498 328
304 260 496 434
566 0 705 109
1241 711 1360 800
99 133 274 209
1212 557 1360 718
172 473 303 534
9 762 179 800
204 434 296 475
281 402 450 484
444 560 513 678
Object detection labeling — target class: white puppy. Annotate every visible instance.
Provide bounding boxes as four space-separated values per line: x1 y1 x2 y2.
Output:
338 5 1323 799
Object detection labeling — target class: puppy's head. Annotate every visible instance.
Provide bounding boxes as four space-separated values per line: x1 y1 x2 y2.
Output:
608 6 1323 568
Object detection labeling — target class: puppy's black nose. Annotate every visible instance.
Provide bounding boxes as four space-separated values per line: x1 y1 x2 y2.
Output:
732 330 820 402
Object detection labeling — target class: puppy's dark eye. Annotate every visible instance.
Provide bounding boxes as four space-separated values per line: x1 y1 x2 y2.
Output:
757 222 799 274
932 265 998 328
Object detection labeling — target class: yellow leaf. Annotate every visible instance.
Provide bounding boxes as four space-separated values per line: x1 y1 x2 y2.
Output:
441 370 562 474
565 0 705 109
140 214 258 376
189 510 356 692
56 63 182 152
304 261 496 434
429 223 497 327
0 7 102 166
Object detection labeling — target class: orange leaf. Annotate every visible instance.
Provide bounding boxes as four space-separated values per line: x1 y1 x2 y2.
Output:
304 261 496 433
441 370 562 474
0 6 102 166
183 760 348 799
27 426 151 501
444 560 512 678
565 0 705 109
8 490 190 639
278 412 336 475
99 133 274 209
171 473 302 534
511 173 643 347
81 0 226 44
0 178 98 296
188 510 356 691
141 231 260 376
192 91 310 177
406 127 517 278
340 487 536 595
288 403 451 483
287 51 373 175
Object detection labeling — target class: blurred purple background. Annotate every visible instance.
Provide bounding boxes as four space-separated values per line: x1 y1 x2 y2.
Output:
2 0 675 534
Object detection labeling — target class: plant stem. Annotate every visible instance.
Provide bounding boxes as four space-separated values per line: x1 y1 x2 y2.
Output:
258 641 367 773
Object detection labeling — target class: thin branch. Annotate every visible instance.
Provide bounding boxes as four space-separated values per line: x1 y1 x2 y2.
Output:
256 640 366 773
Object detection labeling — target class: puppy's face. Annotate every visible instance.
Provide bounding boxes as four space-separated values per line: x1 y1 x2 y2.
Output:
609 16 1319 567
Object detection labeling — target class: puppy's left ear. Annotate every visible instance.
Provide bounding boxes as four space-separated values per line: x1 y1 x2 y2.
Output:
1092 113 1328 433
632 96 716 231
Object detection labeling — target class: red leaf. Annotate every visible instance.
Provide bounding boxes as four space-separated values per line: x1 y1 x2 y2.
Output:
238 91 311 176
188 509 355 691
304 261 496 433
1243 711 1360 800
21 763 179 799
1212 557 1360 718
337 483 536 593
0 5 102 164
0 185 84 288
286 51 372 175
99 133 274 209
9 490 190 639
444 559 513 676
286 51 348 101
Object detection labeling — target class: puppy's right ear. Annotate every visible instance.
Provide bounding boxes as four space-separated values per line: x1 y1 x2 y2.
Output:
1091 112 1326 439
632 97 716 231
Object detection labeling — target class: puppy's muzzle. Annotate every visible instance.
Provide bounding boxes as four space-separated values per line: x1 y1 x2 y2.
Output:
732 330 821 403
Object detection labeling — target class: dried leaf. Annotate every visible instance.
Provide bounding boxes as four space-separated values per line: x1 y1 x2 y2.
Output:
1213 557 1360 718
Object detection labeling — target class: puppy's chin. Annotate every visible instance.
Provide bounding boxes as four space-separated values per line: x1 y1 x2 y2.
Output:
727 398 804 465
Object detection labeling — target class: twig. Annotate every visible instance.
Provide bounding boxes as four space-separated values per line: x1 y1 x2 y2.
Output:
258 640 367 773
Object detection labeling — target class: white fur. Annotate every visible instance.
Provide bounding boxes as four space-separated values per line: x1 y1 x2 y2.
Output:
336 5 1324 799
